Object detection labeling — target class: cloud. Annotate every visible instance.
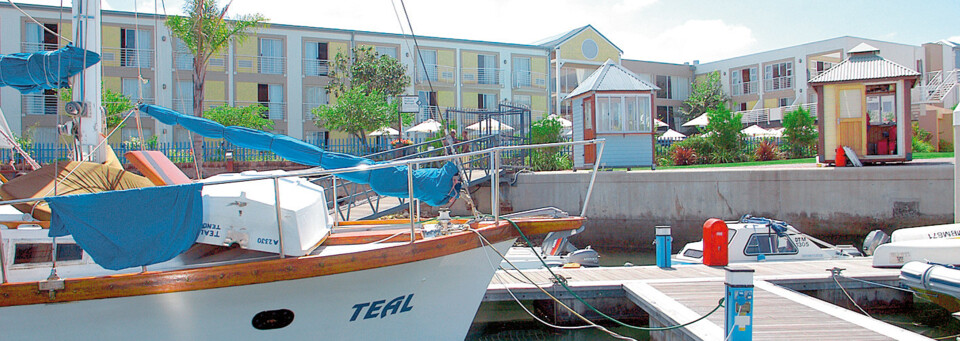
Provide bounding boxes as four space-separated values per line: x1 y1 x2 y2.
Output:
623 19 756 63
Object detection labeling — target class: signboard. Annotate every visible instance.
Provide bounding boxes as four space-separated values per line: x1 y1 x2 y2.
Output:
400 95 421 113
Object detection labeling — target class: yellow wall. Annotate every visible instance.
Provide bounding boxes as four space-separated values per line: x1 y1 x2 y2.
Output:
438 50 456 83
236 82 258 102
823 84 837 159
329 131 352 140
439 50 455 67
438 90 455 108
102 26 121 67
532 95 547 113
763 98 778 109
59 23 72 46
461 51 478 85
328 41 349 58
103 77 121 91
205 81 225 101
235 37 258 73
559 28 620 63
462 91 478 108
746 100 757 110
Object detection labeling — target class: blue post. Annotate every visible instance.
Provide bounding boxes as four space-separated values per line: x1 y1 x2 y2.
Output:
655 226 672 268
724 267 754 341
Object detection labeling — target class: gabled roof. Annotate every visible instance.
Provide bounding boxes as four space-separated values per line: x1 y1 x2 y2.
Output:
533 25 623 53
809 46 919 84
565 60 659 99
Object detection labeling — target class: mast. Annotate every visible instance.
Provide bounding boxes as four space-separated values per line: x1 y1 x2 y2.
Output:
72 0 104 163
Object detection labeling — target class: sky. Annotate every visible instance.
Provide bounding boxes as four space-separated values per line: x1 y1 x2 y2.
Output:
15 0 960 64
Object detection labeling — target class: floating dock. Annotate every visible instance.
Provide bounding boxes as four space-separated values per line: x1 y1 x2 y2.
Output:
484 259 931 341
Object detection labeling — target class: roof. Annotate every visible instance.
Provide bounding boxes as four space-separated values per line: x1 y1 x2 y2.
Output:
533 25 623 53
565 60 659 99
809 47 919 84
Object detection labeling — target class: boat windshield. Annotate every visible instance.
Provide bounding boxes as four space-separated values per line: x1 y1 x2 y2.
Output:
744 233 798 255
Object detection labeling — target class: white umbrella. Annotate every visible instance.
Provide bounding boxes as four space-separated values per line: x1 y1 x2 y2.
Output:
466 118 514 132
659 129 686 139
767 127 784 137
682 113 709 127
404 119 443 134
655 119 668 128
547 114 573 128
741 124 778 137
368 127 399 136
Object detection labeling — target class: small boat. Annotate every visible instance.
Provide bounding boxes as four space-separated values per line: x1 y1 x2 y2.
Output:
900 261 960 312
676 216 862 264
867 223 960 267
500 230 599 270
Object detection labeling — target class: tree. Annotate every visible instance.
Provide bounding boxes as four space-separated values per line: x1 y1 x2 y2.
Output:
702 106 744 163
782 107 818 158
203 104 273 131
315 46 412 142
680 71 728 126
59 87 133 129
166 0 266 174
313 85 403 141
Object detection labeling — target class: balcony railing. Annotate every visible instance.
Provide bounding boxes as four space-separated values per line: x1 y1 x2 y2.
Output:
171 99 227 115
175 52 227 72
461 67 502 86
22 94 59 116
418 105 440 121
731 81 758 96
101 47 154 68
303 102 327 120
21 42 62 53
235 55 286 75
416 64 456 85
764 77 793 91
737 102 817 124
513 71 547 89
236 101 286 120
303 59 330 77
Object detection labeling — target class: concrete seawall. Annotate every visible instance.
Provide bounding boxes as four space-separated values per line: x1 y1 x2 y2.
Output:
503 161 954 250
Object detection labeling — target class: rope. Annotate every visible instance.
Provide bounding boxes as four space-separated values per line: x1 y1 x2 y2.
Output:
132 0 145 150
7 0 73 43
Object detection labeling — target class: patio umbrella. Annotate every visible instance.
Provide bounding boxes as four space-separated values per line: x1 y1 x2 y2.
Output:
404 119 443 134
682 113 709 127
659 129 686 139
548 114 573 128
467 118 514 132
655 119 668 128
368 127 399 136
741 125 778 137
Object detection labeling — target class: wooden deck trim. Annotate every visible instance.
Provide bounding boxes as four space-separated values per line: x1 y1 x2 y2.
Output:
0 217 583 307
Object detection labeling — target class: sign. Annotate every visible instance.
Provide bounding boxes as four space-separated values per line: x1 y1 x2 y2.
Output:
400 95 421 113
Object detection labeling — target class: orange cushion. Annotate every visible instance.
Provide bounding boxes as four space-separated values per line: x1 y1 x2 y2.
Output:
125 151 192 185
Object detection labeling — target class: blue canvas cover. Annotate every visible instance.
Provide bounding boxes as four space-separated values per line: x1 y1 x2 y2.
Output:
0 45 101 93
138 104 461 206
47 183 204 270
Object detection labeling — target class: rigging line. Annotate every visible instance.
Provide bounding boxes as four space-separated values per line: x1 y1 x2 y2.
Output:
398 0 432 93
132 0 145 149
7 0 73 43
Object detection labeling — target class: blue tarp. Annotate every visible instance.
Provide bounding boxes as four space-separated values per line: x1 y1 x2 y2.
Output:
138 104 461 206
47 183 204 270
0 44 100 94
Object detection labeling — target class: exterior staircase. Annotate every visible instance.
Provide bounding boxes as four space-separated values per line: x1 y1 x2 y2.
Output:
919 69 959 104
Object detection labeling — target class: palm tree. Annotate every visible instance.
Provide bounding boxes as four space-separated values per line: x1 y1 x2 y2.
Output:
166 0 265 176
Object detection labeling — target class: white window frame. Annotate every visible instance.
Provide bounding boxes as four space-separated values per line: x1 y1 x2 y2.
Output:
764 62 793 91
595 94 652 134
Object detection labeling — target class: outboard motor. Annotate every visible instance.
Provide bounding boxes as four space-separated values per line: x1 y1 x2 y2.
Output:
565 246 600 267
862 230 890 256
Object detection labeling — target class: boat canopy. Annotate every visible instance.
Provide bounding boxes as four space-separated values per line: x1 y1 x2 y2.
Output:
138 104 461 206
0 44 100 93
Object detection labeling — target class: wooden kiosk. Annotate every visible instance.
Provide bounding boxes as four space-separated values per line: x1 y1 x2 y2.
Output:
810 43 920 165
566 60 659 169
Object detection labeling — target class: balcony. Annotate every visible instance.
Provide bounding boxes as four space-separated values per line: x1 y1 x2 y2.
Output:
236 101 286 120
303 102 327 120
419 105 440 121
175 52 228 73
513 71 547 90
303 59 330 77
461 67 502 87
737 103 817 125
101 47 154 68
764 77 793 92
416 64 456 85
21 42 62 53
731 81 758 96
22 93 60 116
171 99 226 115
235 55 286 75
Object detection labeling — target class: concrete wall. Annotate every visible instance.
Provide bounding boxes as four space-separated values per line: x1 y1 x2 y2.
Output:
505 164 953 250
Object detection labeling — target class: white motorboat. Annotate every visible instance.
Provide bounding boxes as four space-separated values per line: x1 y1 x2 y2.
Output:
868 224 960 267
676 216 862 264
500 216 599 270
900 261 960 312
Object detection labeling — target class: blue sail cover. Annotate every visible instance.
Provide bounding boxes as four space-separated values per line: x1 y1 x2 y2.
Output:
0 45 101 93
47 183 204 270
138 104 461 206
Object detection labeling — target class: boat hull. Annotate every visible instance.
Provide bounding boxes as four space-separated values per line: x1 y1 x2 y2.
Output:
900 261 960 312
873 238 960 267
0 239 514 340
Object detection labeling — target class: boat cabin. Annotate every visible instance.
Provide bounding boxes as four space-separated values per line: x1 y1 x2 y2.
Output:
565 60 659 169
810 43 921 164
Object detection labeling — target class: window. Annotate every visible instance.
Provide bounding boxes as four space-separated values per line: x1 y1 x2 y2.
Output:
764 62 793 91
513 57 532 88
779 98 789 107
259 38 283 74
731 67 757 95
304 86 328 119
682 249 703 259
175 81 193 115
24 90 59 116
418 91 438 121
512 94 532 108
120 28 151 68
657 106 675 129
308 131 329 147
258 84 284 120
122 78 152 104
595 94 652 133
30 127 59 144
838 89 862 119
739 102 748 111
478 54 497 85
304 42 329 76
121 128 153 142
24 23 60 52
174 39 193 70
14 243 83 264
418 50 438 82
375 46 397 59
867 94 896 125
478 93 497 110
744 234 798 256
656 75 672 99
953 48 960 69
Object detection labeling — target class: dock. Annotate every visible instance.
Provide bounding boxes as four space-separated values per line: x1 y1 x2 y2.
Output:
484 259 932 340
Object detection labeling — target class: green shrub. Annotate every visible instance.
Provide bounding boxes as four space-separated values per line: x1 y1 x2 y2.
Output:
782 107 818 158
528 116 567 171
703 106 743 155
913 137 935 153
913 122 931 143
675 135 714 164
939 139 953 152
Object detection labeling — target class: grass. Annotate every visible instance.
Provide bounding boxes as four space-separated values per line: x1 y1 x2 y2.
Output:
914 151 953 159
609 152 954 171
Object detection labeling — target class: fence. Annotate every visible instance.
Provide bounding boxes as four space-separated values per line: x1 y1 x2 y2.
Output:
655 136 818 159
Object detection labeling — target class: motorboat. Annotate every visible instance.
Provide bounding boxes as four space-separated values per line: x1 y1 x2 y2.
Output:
900 261 960 312
675 216 862 264
500 229 599 270
868 223 960 267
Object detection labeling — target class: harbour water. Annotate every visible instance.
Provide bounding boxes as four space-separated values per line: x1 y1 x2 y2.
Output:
467 248 960 340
